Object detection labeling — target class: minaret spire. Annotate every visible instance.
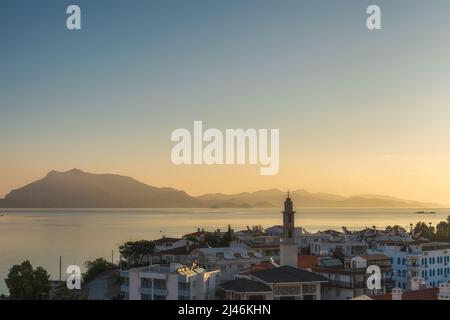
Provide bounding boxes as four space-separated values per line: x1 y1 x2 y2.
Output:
280 191 297 267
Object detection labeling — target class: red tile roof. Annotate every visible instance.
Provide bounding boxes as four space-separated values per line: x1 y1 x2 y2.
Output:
298 255 319 269
360 254 391 261
371 288 439 300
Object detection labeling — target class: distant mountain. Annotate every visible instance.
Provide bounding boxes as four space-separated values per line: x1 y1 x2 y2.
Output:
0 169 201 208
0 169 443 208
198 189 442 208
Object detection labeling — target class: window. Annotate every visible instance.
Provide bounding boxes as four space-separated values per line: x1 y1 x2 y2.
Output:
153 279 167 289
288 230 292 238
121 277 129 286
141 278 152 288
178 282 189 290
141 294 152 300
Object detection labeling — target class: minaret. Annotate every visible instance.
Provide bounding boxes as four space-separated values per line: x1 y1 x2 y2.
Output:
280 191 298 267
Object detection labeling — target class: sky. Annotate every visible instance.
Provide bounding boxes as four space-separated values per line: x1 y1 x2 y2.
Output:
1 0 450 204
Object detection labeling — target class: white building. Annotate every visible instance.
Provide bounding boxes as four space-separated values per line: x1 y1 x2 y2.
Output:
220 265 328 300
120 263 220 300
232 236 280 258
309 238 367 257
266 225 303 238
153 237 189 252
373 241 450 290
313 254 393 300
190 247 265 282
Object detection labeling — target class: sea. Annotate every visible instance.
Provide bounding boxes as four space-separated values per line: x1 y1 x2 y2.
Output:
0 207 449 295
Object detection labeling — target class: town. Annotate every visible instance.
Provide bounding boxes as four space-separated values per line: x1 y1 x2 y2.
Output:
114 194 450 301
3 193 450 301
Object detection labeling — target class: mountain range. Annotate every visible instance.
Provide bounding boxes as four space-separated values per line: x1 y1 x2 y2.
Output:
0 169 443 208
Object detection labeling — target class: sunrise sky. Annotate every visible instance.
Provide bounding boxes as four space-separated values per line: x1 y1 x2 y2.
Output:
1 0 450 205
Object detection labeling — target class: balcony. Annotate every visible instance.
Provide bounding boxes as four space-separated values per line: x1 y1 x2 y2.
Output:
153 288 168 296
406 262 421 270
178 289 191 297
140 287 153 295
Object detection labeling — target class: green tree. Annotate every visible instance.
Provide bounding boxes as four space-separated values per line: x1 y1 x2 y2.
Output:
222 224 235 246
413 222 436 240
251 225 264 233
5 260 50 300
83 258 116 283
436 216 450 241
385 225 407 234
119 240 155 266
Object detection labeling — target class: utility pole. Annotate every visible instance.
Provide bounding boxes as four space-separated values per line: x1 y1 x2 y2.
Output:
59 256 62 281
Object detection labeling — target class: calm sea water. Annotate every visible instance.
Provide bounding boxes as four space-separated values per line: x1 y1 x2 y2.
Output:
1 207 449 294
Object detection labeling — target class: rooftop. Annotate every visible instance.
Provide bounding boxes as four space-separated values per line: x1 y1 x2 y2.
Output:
252 265 328 284
359 254 391 262
153 237 183 244
156 244 203 255
298 255 319 269
371 288 439 300
221 278 271 293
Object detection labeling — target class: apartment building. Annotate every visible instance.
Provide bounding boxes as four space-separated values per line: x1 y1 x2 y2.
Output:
120 263 220 300
375 241 450 290
312 254 393 300
190 247 265 282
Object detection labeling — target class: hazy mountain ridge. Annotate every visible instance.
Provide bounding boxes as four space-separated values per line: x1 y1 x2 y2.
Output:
0 169 201 208
0 169 443 208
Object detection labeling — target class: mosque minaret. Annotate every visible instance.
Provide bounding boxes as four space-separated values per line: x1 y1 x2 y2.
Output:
280 191 298 267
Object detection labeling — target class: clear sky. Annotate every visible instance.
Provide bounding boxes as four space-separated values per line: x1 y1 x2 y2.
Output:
1 0 450 204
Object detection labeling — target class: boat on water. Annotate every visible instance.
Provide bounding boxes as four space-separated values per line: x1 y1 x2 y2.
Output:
415 211 437 214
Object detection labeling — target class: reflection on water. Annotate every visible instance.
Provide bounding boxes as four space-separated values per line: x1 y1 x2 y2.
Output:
0 207 449 294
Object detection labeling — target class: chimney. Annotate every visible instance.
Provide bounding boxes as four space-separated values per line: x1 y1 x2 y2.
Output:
392 288 403 300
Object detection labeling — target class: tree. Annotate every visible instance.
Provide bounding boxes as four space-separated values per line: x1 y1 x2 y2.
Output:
251 225 264 233
436 216 450 241
385 225 407 235
413 222 436 240
222 224 235 246
83 258 116 283
119 240 155 266
5 260 50 300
